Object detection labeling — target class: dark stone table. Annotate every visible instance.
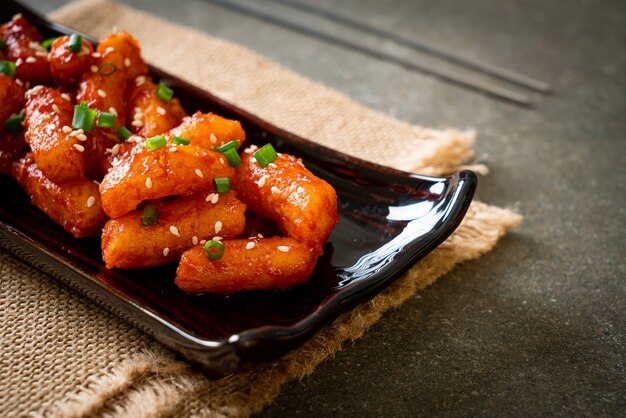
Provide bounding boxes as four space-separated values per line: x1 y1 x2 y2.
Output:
23 0 626 416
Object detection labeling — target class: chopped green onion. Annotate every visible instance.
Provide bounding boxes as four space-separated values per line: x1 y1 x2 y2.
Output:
213 177 230 194
222 148 241 168
156 82 173 101
172 135 190 145
117 126 132 141
98 63 117 76
67 33 83 53
213 140 240 153
97 111 116 128
0 60 16 77
145 135 167 151
141 205 159 226
4 112 25 132
71 102 96 132
203 240 224 261
254 143 278 168
0 39 6 51
41 37 57 50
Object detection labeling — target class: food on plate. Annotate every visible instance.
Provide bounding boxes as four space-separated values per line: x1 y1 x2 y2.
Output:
13 153 107 238
0 14 338 294
101 191 246 269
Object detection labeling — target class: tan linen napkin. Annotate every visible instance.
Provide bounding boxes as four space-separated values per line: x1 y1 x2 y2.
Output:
0 1 521 416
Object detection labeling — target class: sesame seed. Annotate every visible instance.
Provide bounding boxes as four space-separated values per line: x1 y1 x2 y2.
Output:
93 180 100 186
76 134 87 142
126 137 136 143
168 147 177 152
145 177 152 188
156 106 166 115
250 157 257 163
52 104 60 113
97 89 107 98
131 120 143 127
15 79 23 86
29 41 40 49
86 196 95 208
135 76 146 86
195 169 203 178
163 247 169 256
257 233 264 238
192 236 198 245
73 144 85 152
62 126 72 133
268 162 278 168
169 225 180 237
246 242 256 250
277 246 290 253
112 157 122 166
271 186 281 194
212 236 222 242
40 114 50 121
47 123 55 130
214 221 222 234
92 52 101 58
124 58 131 67
35 51 47 57
206 193 219 204
105 47 114 54
108 107 117 115
209 133 217 144
134 107 141 112
70 129 83 137
199 239 207 245
90 65 98 73
219 158 225 165
61 93 71 101
25 57 36 63
111 144 120 155
297 160 305 167
258 175 267 187
133 112 143 121
28 85 43 95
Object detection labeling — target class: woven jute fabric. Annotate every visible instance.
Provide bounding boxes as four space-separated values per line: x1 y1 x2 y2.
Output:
0 1 522 416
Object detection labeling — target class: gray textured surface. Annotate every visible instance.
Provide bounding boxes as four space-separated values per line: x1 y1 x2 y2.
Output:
22 0 626 416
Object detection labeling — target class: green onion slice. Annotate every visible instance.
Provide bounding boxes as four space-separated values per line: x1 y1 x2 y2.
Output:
0 39 6 51
0 60 16 77
41 37 57 50
4 112 25 132
213 177 230 194
254 143 278 168
117 126 132 141
213 140 240 153
67 33 83 53
97 111 116 128
172 135 190 145
203 240 224 261
156 82 173 101
98 63 117 76
145 135 167 151
222 148 241 168
141 205 159 226
71 102 96 132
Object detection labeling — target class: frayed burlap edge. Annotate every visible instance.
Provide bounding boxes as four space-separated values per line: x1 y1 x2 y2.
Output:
41 202 522 418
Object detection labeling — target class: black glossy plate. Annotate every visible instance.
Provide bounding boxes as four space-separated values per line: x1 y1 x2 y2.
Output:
0 1 477 375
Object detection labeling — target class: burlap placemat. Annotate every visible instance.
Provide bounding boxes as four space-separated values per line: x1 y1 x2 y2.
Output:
0 1 522 416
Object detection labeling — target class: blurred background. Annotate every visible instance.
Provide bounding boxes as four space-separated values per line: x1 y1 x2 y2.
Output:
22 0 626 416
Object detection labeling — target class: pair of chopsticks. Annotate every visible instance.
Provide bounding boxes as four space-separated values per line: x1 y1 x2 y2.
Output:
205 0 551 106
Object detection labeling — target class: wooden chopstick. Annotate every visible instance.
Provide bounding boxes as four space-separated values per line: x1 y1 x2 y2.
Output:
269 0 551 94
204 0 532 105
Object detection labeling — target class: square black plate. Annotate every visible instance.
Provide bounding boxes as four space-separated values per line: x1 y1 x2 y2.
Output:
0 1 476 375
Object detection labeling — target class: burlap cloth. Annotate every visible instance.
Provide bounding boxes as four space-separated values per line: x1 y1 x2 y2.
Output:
0 1 522 416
